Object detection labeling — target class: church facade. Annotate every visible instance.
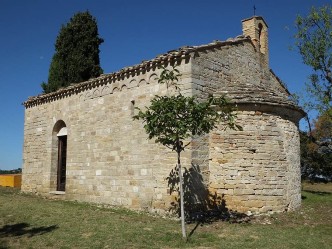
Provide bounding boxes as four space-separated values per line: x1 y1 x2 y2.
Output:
22 16 304 214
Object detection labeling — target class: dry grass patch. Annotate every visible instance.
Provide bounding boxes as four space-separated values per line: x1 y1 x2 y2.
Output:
302 181 332 193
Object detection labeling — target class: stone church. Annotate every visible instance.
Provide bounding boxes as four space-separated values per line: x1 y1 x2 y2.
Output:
22 16 305 214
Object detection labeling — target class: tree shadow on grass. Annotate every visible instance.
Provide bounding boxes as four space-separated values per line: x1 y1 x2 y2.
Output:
167 164 250 238
302 190 332 196
0 222 58 238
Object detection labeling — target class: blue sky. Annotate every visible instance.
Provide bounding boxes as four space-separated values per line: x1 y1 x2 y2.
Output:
0 0 330 170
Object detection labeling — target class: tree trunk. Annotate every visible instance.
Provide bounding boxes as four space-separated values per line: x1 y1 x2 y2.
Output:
177 149 186 239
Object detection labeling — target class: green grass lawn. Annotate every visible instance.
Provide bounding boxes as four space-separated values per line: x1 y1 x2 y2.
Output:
0 183 331 249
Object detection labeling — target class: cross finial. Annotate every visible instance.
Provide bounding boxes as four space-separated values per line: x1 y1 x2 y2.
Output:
254 5 256 15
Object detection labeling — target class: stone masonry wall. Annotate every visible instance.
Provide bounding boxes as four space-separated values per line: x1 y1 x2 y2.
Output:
191 41 302 213
209 111 300 213
278 119 302 210
22 61 193 212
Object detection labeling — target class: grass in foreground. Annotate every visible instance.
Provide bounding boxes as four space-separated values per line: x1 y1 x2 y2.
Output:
0 183 331 249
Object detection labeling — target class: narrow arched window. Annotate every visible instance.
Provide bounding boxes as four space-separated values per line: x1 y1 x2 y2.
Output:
57 127 67 191
258 23 263 50
51 120 67 192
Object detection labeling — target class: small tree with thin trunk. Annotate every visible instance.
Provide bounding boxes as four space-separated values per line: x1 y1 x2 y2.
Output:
133 66 241 238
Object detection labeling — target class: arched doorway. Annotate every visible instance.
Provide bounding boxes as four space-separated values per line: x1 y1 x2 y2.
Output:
52 120 67 192
57 127 67 191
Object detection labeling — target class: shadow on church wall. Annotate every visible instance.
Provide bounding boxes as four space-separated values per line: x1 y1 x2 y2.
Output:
167 164 250 227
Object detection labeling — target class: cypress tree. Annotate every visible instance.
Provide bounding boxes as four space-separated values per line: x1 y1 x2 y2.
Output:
42 11 104 93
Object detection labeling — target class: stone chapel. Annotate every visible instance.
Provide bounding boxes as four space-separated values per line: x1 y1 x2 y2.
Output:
22 16 305 214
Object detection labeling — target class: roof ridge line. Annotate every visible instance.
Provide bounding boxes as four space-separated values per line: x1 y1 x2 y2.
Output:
23 36 251 107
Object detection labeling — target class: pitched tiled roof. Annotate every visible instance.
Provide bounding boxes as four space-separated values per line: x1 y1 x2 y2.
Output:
219 81 297 108
23 36 252 107
23 35 302 115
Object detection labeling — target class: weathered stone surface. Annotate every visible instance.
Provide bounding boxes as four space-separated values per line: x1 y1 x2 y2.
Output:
22 16 304 214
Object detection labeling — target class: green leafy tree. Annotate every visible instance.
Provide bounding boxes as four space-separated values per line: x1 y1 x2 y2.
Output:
134 66 241 238
312 109 332 140
42 11 104 93
295 6 332 180
300 109 332 181
0 168 22 175
295 5 332 118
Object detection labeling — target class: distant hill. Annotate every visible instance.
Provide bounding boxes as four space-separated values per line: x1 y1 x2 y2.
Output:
0 168 22 174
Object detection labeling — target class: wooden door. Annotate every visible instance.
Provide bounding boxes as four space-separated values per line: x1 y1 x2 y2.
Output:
57 135 67 191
